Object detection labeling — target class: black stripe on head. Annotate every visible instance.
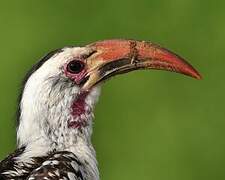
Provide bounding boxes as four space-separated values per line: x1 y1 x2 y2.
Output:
16 48 63 126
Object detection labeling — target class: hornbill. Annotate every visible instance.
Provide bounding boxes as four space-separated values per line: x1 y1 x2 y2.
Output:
0 39 201 180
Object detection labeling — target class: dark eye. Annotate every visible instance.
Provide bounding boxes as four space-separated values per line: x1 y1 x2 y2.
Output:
67 60 85 74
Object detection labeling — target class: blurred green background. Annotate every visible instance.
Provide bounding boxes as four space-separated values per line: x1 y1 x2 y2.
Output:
0 0 224 179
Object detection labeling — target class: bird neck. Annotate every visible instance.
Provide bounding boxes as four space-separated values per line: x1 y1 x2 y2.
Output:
16 74 100 179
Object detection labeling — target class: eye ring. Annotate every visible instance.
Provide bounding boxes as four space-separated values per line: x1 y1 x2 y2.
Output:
67 60 85 74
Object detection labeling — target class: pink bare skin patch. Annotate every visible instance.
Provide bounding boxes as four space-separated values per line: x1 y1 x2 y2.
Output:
64 62 87 85
68 92 91 129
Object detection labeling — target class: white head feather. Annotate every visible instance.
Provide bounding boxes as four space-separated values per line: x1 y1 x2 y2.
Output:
16 47 101 180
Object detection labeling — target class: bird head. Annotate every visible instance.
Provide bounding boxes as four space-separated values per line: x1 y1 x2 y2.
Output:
17 39 201 148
